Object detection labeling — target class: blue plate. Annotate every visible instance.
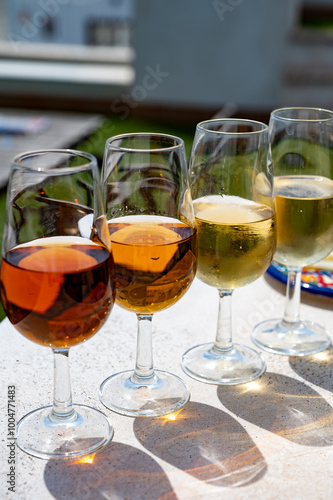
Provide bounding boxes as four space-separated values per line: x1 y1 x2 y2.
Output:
267 258 333 298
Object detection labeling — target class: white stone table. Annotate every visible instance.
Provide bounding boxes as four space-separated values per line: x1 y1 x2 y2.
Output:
1 273 333 500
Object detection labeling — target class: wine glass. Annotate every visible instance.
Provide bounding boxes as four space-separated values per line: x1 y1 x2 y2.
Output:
99 133 197 417
252 107 333 356
0 149 115 459
181 119 276 385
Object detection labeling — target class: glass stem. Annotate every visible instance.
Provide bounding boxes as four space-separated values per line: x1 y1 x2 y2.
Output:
282 267 302 326
133 314 155 382
213 290 233 353
50 348 76 422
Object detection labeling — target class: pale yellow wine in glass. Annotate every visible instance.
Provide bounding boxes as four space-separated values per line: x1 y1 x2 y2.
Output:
252 107 333 356
181 119 276 385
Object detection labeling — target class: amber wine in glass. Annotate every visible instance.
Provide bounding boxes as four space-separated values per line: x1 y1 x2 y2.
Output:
0 150 115 459
99 133 197 416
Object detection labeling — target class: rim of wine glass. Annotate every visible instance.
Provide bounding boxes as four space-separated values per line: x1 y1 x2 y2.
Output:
11 149 98 174
196 118 269 135
271 106 333 122
104 132 185 153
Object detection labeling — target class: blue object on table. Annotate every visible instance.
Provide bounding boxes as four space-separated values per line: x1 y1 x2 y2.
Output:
267 260 333 298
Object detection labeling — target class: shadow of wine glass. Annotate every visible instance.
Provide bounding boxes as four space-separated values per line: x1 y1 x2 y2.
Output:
133 401 267 488
44 441 177 500
217 372 333 446
289 346 333 393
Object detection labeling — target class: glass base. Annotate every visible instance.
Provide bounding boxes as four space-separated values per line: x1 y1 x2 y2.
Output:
251 319 331 357
99 369 190 417
16 404 113 460
181 343 266 385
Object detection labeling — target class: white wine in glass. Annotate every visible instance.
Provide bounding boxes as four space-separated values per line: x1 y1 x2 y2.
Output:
181 119 276 385
252 107 333 356
194 195 275 290
274 175 333 268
